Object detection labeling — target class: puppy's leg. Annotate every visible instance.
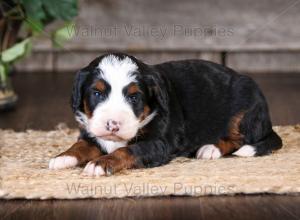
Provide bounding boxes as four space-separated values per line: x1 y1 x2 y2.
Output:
233 130 282 157
49 139 102 170
230 77 282 156
197 107 282 159
83 147 135 176
83 139 172 176
196 112 245 160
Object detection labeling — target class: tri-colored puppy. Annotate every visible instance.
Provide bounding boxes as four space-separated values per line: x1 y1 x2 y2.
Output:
49 53 282 176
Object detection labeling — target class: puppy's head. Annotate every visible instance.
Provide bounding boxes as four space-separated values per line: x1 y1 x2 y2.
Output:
71 53 158 142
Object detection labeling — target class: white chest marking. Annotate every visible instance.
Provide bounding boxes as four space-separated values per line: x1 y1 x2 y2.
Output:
96 138 127 154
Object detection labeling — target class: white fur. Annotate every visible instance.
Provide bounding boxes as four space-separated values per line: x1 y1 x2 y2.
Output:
75 111 89 128
96 55 138 123
87 55 140 139
76 55 156 143
49 156 78 170
98 55 138 86
76 109 157 154
196 144 222 159
232 145 256 157
89 103 139 140
139 111 157 128
94 110 156 153
75 55 157 151
83 161 105 176
96 138 127 154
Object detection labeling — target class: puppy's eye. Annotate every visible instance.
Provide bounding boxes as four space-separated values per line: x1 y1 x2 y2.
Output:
93 91 102 97
128 95 139 104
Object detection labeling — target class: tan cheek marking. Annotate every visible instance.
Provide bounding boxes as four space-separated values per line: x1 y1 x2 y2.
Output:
139 105 150 121
83 99 92 118
216 111 245 155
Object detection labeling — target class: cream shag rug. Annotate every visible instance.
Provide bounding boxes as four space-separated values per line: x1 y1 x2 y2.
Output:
0 125 299 199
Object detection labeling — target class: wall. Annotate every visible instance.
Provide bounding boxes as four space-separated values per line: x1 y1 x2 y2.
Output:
15 0 300 73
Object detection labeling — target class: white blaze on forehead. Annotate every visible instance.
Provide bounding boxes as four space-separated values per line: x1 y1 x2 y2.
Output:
87 55 140 141
95 54 138 114
98 55 138 88
75 55 157 147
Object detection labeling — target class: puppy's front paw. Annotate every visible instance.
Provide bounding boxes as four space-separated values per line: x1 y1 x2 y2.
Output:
196 144 222 160
83 161 106 176
82 155 122 177
49 155 78 170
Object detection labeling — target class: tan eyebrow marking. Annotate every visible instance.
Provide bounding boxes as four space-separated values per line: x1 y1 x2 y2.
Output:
127 83 141 95
94 80 106 92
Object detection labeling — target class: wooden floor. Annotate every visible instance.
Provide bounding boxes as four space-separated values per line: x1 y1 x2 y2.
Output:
1 72 300 130
1 196 300 220
0 72 300 220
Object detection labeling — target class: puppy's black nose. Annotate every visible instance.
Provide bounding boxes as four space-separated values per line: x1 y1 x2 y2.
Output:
106 119 120 133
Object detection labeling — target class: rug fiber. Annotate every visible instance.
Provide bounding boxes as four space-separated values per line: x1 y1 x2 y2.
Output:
0 125 299 199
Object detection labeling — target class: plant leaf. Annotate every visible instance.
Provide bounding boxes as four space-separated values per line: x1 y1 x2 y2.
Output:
1 38 32 63
52 22 75 48
19 0 46 21
24 17 44 33
0 63 8 83
42 0 78 21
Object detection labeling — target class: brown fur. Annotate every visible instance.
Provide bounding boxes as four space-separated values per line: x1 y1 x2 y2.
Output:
95 80 106 92
216 112 245 155
92 147 136 175
139 105 150 121
83 99 92 118
57 139 102 165
127 84 141 95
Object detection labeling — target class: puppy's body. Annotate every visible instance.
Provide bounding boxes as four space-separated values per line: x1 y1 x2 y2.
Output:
49 53 282 175
153 60 281 157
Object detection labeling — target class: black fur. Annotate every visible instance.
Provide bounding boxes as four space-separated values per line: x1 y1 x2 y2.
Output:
71 52 282 168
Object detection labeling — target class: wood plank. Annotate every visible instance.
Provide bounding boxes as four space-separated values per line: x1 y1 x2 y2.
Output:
227 52 300 73
0 195 299 220
63 0 300 51
54 51 221 71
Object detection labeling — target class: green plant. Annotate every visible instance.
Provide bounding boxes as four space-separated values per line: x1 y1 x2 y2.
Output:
0 0 78 83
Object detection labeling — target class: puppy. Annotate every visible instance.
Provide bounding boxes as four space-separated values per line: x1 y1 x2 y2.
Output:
49 53 282 176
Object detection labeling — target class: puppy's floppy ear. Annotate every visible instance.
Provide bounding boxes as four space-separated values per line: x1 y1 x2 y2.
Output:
71 69 89 113
143 73 168 114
